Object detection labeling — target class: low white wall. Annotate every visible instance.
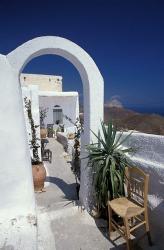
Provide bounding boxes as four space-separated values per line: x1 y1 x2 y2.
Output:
39 93 79 128
121 132 164 245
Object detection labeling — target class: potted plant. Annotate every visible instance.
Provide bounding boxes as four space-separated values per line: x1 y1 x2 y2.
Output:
86 120 134 216
24 97 46 192
40 107 48 139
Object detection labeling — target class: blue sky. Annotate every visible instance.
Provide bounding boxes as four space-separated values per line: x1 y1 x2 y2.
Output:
0 0 164 110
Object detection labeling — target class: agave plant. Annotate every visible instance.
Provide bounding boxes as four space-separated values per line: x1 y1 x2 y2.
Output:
86 120 134 211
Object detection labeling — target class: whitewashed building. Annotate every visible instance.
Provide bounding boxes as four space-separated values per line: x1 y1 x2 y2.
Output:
21 73 79 131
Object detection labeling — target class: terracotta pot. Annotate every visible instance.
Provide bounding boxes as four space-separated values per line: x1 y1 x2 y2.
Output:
67 133 75 139
40 128 47 139
32 163 46 192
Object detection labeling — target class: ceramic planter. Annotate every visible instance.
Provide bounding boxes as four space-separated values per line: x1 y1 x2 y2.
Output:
32 163 46 192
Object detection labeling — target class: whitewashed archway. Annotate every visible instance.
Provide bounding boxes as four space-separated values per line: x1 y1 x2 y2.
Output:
0 36 104 219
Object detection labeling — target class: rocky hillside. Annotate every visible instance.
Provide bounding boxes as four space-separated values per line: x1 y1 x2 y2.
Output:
79 105 164 135
104 107 164 135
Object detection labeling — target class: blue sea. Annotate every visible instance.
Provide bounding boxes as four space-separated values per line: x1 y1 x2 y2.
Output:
127 107 164 116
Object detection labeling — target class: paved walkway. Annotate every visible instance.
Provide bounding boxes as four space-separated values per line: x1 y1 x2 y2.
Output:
36 138 77 211
35 139 154 250
35 138 114 250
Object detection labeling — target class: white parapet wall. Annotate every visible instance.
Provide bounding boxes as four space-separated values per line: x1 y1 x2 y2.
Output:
121 131 164 244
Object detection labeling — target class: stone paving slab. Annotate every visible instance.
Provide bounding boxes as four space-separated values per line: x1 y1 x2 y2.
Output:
52 207 113 250
0 216 37 250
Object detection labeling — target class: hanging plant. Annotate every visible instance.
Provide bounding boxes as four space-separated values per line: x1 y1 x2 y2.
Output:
24 97 46 192
39 107 48 129
24 97 41 164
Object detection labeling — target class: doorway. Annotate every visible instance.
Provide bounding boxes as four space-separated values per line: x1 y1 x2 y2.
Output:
53 105 63 125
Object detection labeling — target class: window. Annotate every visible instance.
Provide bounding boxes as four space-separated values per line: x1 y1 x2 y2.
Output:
53 105 63 124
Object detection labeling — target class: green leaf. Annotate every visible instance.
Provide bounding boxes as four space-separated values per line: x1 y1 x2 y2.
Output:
115 170 123 194
121 147 135 153
116 131 133 149
110 126 117 150
106 121 113 148
110 158 116 197
113 131 124 149
101 120 108 142
102 155 111 180
90 129 108 151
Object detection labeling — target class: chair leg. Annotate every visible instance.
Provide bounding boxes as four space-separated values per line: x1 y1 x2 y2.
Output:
145 210 153 246
108 206 113 238
123 217 132 250
127 239 133 250
147 231 153 246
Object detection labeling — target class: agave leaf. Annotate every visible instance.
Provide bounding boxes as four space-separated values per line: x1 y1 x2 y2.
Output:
102 179 107 197
110 126 117 151
101 120 108 142
102 155 111 180
94 162 104 178
92 161 104 184
94 169 103 191
89 151 105 156
90 156 105 162
120 147 135 153
90 129 108 151
115 170 123 195
106 121 113 149
92 163 104 174
110 158 116 197
106 123 117 154
116 131 133 149
113 131 124 149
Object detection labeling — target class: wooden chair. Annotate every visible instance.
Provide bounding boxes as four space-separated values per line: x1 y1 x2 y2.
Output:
41 139 52 163
108 166 152 250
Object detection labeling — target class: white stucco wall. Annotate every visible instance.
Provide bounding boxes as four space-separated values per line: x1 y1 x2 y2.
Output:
39 92 79 129
0 55 36 218
121 132 164 244
0 55 36 247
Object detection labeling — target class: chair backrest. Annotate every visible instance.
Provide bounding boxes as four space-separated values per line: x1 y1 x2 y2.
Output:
125 166 149 208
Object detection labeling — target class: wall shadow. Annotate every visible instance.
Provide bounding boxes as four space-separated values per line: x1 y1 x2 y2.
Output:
46 176 78 201
0 246 14 250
